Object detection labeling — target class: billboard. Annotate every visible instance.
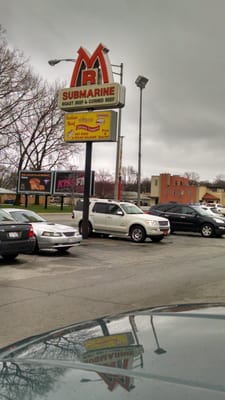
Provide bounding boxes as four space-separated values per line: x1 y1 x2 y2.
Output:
53 170 95 196
58 44 125 112
18 171 53 194
59 83 125 111
64 110 117 142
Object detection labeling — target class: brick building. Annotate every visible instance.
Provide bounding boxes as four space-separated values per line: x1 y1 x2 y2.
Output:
150 173 225 205
151 173 197 204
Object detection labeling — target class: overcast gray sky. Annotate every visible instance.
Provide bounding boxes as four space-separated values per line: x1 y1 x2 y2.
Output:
1 0 225 182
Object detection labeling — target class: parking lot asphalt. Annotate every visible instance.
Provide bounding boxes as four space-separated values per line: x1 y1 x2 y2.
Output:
1 215 225 348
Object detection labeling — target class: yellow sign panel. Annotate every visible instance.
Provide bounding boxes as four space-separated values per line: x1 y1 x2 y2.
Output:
64 110 117 142
84 332 134 351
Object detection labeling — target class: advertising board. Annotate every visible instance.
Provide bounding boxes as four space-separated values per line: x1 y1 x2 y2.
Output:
53 170 95 196
18 170 95 196
18 171 53 194
64 110 117 142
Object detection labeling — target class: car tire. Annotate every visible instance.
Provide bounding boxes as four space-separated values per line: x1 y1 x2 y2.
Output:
200 223 215 238
79 221 93 237
150 236 164 243
1 254 18 261
130 225 146 243
34 236 40 254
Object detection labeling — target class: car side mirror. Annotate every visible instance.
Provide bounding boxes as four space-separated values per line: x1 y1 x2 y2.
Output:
116 210 124 216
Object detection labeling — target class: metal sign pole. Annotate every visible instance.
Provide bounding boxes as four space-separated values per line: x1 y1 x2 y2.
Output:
82 141 92 239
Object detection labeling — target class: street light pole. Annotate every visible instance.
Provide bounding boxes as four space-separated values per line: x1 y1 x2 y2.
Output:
135 75 149 207
113 63 123 201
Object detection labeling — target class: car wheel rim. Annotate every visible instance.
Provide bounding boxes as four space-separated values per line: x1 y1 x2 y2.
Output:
132 228 143 241
202 225 213 237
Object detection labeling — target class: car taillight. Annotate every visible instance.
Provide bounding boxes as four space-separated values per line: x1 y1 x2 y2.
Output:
28 226 34 238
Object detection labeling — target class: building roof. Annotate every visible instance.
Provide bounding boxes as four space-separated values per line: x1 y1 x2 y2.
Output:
202 192 220 201
0 188 16 194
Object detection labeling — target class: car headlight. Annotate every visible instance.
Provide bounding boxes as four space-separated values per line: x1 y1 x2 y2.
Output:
213 218 225 224
146 220 159 227
42 231 63 237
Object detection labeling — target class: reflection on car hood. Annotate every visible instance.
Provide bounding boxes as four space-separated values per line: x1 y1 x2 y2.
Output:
1 303 225 399
137 213 169 222
31 222 77 232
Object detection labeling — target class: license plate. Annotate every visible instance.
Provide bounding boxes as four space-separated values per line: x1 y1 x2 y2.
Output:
8 232 19 238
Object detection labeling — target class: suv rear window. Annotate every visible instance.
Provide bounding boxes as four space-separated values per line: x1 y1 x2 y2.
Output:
92 202 121 214
74 200 84 211
92 202 111 214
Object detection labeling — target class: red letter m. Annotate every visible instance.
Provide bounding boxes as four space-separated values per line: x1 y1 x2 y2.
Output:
70 43 113 87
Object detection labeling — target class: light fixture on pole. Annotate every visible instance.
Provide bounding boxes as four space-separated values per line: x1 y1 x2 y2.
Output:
135 75 149 207
48 58 76 66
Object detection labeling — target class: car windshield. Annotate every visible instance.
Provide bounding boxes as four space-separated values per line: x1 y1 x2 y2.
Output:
120 203 144 214
9 210 47 223
201 206 221 215
192 206 223 217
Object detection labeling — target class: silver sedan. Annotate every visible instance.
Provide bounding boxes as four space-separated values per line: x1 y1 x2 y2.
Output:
2 208 82 253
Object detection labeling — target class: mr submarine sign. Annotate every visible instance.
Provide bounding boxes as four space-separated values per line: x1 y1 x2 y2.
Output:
58 43 125 111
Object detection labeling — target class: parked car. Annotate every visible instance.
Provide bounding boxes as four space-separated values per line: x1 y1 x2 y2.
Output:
148 203 225 237
72 198 170 243
200 205 225 218
0 209 35 260
1 302 225 399
206 203 225 216
2 208 82 253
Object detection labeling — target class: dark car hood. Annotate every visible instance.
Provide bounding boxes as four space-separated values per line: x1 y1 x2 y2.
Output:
1 303 225 399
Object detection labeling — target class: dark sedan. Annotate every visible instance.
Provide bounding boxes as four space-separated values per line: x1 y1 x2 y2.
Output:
0 209 35 260
0 303 225 399
148 203 225 237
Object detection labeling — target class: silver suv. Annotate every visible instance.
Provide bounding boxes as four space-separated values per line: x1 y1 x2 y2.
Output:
72 199 170 243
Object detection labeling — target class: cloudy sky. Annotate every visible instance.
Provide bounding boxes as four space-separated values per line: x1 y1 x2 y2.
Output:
1 0 225 182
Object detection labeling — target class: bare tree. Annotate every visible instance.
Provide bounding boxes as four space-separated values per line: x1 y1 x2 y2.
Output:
0 26 82 198
213 175 225 188
122 165 137 185
141 177 151 192
95 169 114 198
7 81 81 173
0 25 38 154
0 165 17 188
183 171 200 185
95 169 114 182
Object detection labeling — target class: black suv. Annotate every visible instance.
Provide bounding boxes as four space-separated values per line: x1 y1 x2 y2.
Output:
148 203 225 237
